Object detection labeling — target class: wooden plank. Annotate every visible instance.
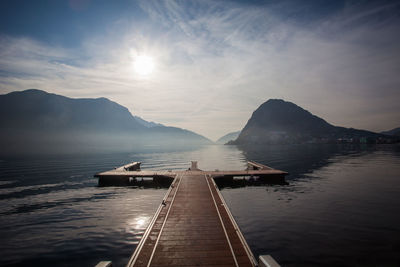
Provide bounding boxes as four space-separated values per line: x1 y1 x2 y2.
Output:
207 175 257 266
127 175 181 267
127 173 256 267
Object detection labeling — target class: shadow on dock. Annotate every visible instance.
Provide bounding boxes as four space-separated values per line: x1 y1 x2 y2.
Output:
98 176 173 188
98 175 287 189
214 174 288 189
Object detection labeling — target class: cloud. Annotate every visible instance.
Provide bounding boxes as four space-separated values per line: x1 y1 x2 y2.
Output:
0 0 400 140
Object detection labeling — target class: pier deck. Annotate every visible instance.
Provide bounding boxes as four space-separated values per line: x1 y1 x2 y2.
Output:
95 161 287 266
127 172 256 267
94 161 287 186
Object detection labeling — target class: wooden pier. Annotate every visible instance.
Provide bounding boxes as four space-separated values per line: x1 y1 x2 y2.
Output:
95 161 287 186
95 162 287 267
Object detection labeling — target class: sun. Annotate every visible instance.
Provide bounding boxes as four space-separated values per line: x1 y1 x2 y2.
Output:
133 55 155 76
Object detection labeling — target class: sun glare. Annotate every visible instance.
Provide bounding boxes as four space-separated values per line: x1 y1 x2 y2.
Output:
133 55 155 76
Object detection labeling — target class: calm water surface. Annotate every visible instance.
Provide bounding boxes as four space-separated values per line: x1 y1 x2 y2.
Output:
0 144 399 266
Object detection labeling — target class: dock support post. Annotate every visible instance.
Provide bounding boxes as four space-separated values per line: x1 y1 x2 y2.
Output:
259 255 280 267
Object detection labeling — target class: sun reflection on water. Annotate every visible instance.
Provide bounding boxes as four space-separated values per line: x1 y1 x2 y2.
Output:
126 216 149 235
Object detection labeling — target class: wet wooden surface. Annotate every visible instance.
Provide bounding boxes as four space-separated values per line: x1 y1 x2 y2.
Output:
127 172 256 267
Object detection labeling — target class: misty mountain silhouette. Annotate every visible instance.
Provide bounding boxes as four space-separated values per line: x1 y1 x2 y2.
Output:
133 115 163 128
0 89 211 154
381 127 400 136
232 99 384 145
216 131 240 144
0 89 146 132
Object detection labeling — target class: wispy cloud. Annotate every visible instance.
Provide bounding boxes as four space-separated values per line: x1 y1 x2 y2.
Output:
1 0 399 140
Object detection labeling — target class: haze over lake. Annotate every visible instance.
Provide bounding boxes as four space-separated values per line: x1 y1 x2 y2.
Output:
1 0 400 266
1 144 399 266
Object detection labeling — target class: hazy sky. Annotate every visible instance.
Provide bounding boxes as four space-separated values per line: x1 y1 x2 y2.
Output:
1 0 399 140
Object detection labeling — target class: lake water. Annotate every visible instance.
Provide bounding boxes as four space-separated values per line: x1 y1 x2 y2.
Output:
0 144 399 266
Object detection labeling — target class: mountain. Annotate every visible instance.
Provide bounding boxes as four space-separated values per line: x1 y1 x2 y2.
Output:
0 89 146 133
216 131 241 144
232 99 387 145
0 89 212 154
133 115 163 128
381 127 400 136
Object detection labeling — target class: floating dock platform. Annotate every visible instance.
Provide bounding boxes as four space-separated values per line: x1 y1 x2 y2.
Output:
95 161 287 267
94 161 287 186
